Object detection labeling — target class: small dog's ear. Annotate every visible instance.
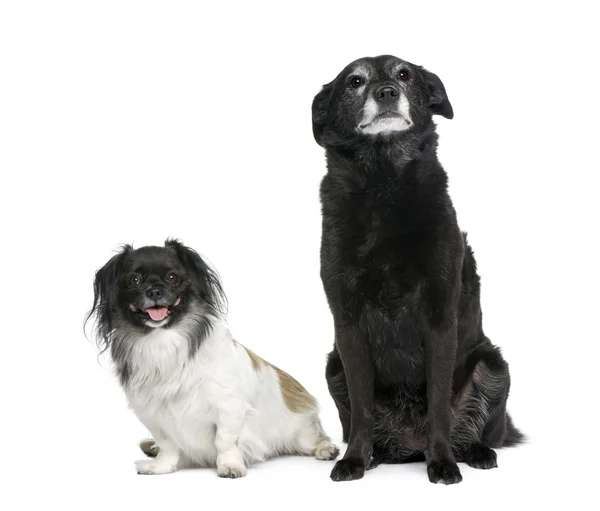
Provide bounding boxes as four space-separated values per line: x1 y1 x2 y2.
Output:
421 68 453 120
86 244 132 350
165 239 227 314
312 82 334 147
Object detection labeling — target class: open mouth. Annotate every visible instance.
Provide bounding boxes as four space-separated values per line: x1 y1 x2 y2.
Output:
129 297 181 322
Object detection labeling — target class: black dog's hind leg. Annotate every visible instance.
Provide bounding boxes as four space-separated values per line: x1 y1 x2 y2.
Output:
451 345 521 469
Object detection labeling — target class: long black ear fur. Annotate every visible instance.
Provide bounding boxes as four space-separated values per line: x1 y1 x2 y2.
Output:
85 244 132 351
165 238 227 314
312 82 334 146
421 68 454 119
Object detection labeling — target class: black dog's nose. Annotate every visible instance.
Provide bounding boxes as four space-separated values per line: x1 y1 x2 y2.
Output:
146 287 164 301
375 85 399 102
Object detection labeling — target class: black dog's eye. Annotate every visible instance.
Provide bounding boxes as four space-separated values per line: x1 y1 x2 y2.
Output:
129 274 141 286
349 76 364 88
397 69 410 81
166 273 179 284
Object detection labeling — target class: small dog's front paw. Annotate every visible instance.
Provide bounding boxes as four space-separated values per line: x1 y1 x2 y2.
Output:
464 444 497 470
427 459 462 485
135 458 177 475
330 457 365 482
315 440 340 461
217 462 247 479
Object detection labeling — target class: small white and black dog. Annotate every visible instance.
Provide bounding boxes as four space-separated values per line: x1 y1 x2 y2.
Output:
87 239 338 477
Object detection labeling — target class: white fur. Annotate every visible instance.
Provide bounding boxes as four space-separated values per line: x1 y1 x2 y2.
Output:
143 318 169 328
358 93 413 135
121 318 337 477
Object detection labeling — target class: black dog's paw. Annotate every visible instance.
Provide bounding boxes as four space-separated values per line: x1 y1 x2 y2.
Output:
427 460 463 485
464 444 497 470
330 457 365 482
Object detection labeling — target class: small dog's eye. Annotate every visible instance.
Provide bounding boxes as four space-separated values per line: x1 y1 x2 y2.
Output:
350 76 364 88
166 273 179 284
129 275 140 286
397 69 410 81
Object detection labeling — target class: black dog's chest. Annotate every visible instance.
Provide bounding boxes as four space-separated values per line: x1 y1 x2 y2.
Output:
321 186 433 308
320 177 438 387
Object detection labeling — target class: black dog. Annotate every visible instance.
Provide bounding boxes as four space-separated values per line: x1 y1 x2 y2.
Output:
312 55 522 484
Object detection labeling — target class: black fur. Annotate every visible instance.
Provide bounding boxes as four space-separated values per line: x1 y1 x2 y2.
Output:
313 55 522 484
85 239 227 384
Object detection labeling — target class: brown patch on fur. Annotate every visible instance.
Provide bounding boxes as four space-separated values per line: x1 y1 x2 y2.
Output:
271 365 317 413
241 345 316 413
242 345 265 372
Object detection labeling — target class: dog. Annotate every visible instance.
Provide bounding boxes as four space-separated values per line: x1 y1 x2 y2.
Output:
87 239 338 477
312 55 522 484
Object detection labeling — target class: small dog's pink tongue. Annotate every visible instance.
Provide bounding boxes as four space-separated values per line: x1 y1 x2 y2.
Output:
145 307 168 321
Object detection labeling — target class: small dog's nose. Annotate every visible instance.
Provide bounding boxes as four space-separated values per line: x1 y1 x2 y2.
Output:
375 85 399 102
146 287 163 301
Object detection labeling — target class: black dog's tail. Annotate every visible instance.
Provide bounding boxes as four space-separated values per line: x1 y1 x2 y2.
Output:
503 413 525 447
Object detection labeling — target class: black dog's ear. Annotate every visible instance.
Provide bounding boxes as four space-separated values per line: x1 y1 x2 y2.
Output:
421 68 453 119
86 244 132 350
312 82 334 147
165 238 227 314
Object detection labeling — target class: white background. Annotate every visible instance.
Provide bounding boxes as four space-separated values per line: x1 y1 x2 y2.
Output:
1 1 598 509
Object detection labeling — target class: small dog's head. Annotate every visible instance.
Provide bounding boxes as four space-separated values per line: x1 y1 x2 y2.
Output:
87 239 226 351
312 55 452 148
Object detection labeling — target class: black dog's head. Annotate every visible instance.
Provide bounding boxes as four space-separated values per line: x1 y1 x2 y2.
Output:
312 55 452 148
87 239 226 351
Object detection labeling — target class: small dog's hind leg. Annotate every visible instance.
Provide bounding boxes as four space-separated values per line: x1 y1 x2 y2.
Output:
139 438 159 458
292 415 340 461
314 439 340 460
135 435 180 475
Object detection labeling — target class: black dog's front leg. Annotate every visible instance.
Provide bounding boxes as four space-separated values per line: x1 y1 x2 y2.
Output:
424 324 462 485
330 323 374 482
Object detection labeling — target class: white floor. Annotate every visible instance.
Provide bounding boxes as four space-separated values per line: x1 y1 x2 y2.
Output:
23 440 579 510
9 386 588 511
